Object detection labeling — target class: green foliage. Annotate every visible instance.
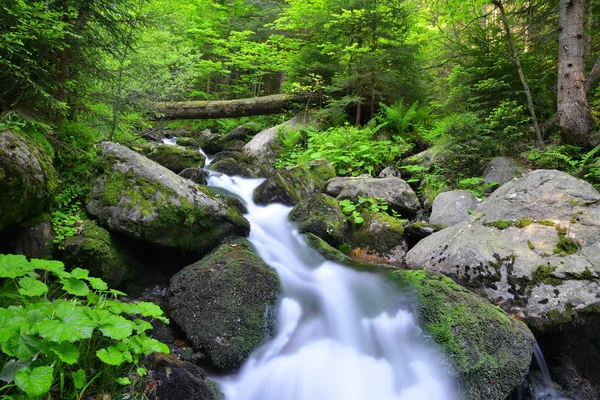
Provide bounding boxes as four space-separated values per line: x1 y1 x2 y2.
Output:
51 184 87 249
277 124 412 176
338 196 407 225
0 254 169 399
457 177 498 198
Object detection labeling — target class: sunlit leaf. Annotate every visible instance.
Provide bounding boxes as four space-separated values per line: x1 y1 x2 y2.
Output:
15 366 53 397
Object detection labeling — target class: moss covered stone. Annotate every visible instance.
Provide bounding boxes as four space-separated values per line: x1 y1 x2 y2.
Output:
210 157 256 178
143 143 205 174
168 237 280 372
350 211 405 254
87 142 249 253
0 131 58 231
289 193 347 247
387 270 535 400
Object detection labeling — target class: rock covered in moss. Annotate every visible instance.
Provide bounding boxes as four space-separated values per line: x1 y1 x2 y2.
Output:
178 167 208 185
348 211 407 266
210 157 256 178
387 269 535 400
253 159 336 206
56 220 134 287
168 238 279 372
289 193 347 246
404 221 446 239
175 137 200 148
406 170 600 331
87 142 249 253
429 190 481 227
326 176 420 216
142 143 205 174
0 131 58 230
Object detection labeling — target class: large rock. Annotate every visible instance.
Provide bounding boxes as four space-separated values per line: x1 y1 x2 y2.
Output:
289 193 347 247
406 170 600 331
254 159 336 206
429 190 481 227
168 238 280 372
0 131 58 230
387 270 535 400
87 142 249 253
141 143 205 174
56 220 134 287
482 157 526 189
348 211 408 266
242 113 315 175
326 176 420 216
210 158 256 178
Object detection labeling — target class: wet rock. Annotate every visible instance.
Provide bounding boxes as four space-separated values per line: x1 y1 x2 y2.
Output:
14 218 53 259
0 131 58 230
141 143 205 174
210 158 256 178
348 211 407 266
387 270 535 400
289 193 347 247
168 238 280 372
406 170 600 331
87 142 249 253
178 168 208 185
429 190 481 227
175 137 200 148
211 151 242 165
404 221 446 239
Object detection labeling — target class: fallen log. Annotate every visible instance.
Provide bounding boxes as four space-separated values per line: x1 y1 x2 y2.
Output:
155 94 317 120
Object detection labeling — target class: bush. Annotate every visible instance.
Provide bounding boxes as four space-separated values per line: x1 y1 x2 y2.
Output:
0 254 169 399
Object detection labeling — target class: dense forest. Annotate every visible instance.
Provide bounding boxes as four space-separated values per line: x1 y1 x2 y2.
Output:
1 0 600 399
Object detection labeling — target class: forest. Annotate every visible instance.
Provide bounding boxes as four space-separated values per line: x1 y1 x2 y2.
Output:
1 0 600 399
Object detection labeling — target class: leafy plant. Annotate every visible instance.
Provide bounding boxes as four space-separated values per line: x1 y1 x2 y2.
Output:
51 185 87 249
457 177 498 198
0 254 169 399
339 196 391 224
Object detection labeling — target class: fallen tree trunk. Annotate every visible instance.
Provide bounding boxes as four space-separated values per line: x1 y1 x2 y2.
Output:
155 94 317 120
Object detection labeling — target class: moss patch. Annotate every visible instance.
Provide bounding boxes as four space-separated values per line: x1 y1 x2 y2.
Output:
554 236 580 255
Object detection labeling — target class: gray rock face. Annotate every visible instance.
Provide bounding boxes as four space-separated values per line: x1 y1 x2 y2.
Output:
378 166 401 178
482 157 526 188
0 131 57 230
87 142 249 253
178 167 208 185
326 176 420 215
406 170 600 330
168 238 280 372
429 190 481 227
289 193 347 247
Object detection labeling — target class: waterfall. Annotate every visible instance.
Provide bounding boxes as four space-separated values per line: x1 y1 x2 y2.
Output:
207 172 456 400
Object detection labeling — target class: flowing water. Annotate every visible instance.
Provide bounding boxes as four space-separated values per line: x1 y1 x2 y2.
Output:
207 172 456 400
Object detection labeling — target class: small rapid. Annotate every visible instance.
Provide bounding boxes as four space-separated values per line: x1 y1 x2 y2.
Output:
207 172 456 400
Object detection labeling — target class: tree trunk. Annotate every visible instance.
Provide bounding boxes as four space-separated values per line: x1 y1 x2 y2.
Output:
558 0 595 145
156 94 315 120
584 54 600 93
493 0 544 147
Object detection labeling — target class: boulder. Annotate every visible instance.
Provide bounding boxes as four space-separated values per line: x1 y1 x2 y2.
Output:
210 158 256 178
406 170 600 331
178 168 208 185
175 137 200 148
482 157 527 189
289 193 347 247
404 221 446 239
242 113 315 175
194 129 222 154
211 151 242 165
87 142 249 253
326 176 420 216
56 220 134 287
429 190 481 227
378 166 401 178
0 131 58 230
254 159 336 206
387 270 535 400
348 211 407 266
142 143 205 174
14 218 53 259
168 238 280 372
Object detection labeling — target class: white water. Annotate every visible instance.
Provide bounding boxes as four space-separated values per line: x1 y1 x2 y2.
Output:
207 173 456 400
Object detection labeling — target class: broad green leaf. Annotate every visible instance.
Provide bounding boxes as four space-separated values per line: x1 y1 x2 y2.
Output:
37 301 94 342
99 315 134 340
70 268 89 279
86 277 108 291
49 341 80 364
29 258 65 274
18 276 48 297
136 367 147 377
96 346 126 366
2 334 42 359
0 358 32 383
134 319 153 333
15 366 54 397
0 254 30 278
71 369 86 389
62 277 90 297
116 377 132 385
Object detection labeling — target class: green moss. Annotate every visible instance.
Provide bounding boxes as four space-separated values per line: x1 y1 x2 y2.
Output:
547 308 573 325
484 220 512 229
554 236 580 255
532 265 557 282
515 218 533 228
101 170 127 206
527 241 535 250
538 219 555 227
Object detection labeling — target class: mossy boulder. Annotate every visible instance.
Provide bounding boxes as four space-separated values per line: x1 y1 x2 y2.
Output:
175 137 200 147
348 211 407 266
289 193 347 247
168 238 280 372
387 270 535 400
56 220 135 287
406 170 600 331
14 217 53 259
254 159 336 206
87 142 249 253
0 131 58 231
178 167 208 185
210 157 256 178
142 143 205 174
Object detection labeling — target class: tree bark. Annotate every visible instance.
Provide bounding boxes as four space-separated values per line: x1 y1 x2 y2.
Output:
558 0 595 145
584 54 600 93
156 94 315 120
493 0 544 148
